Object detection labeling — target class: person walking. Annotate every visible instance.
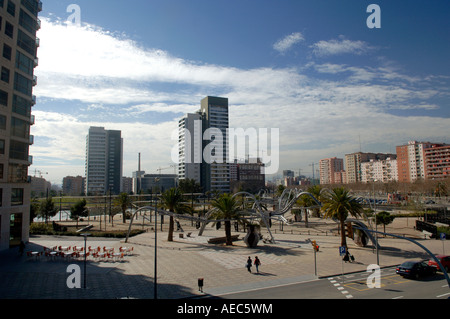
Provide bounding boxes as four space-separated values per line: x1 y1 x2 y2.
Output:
254 256 261 273
246 256 252 273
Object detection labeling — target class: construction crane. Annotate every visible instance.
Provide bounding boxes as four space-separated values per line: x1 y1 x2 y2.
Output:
33 169 48 178
157 165 177 175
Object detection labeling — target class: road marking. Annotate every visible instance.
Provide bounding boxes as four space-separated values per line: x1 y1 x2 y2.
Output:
328 278 353 299
436 292 450 298
392 296 404 299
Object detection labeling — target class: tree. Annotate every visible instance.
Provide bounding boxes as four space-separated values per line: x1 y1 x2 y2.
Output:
296 185 323 227
161 188 191 241
114 192 132 223
276 184 286 197
210 193 241 245
375 211 395 236
70 198 88 228
38 197 58 224
321 187 363 248
178 178 202 194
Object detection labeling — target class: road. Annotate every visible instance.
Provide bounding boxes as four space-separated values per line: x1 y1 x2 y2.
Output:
214 267 450 299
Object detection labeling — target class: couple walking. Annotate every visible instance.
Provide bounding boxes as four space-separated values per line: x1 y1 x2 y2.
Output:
246 256 261 273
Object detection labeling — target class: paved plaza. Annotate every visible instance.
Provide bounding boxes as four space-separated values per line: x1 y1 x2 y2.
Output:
0 217 447 299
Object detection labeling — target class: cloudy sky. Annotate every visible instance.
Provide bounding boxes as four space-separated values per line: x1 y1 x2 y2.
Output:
31 0 450 185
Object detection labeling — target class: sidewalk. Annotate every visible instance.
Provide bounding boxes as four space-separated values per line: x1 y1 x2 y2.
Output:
0 217 446 299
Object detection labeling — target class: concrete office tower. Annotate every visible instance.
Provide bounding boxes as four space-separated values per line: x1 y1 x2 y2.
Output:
0 0 42 250
319 157 344 185
200 96 230 193
85 127 123 195
178 112 201 184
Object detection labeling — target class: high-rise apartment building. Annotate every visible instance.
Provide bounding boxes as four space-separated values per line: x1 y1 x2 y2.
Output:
345 152 396 183
178 112 201 184
0 0 42 250
178 97 230 193
62 175 85 196
200 96 230 193
361 157 398 183
85 127 123 195
319 157 344 185
396 141 433 183
424 143 450 180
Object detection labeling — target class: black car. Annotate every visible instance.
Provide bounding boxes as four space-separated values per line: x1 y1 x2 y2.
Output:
396 260 437 279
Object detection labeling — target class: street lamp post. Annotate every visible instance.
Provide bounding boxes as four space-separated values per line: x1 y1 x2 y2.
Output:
373 180 379 265
154 177 159 299
80 233 90 289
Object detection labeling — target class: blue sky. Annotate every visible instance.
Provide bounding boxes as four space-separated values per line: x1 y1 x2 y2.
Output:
30 0 450 185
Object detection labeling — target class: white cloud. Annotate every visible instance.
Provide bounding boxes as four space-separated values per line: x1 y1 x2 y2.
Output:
310 37 373 56
31 18 450 184
273 32 305 53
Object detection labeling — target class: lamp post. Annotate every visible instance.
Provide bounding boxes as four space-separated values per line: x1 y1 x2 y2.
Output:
373 179 379 265
80 233 90 289
154 177 159 299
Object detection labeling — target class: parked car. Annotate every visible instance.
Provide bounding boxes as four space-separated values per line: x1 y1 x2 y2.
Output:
428 255 450 272
396 260 437 279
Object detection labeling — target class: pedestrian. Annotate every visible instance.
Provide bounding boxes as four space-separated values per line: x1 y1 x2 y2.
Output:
254 256 261 273
246 256 252 273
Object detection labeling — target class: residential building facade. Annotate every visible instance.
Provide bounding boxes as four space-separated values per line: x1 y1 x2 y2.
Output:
345 152 396 183
319 157 344 185
424 143 450 180
0 0 42 250
62 175 85 196
178 112 201 185
361 157 398 183
396 141 433 182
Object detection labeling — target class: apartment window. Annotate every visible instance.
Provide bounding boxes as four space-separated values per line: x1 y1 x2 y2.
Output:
12 94 31 116
11 117 29 138
19 9 36 34
3 44 12 60
14 72 32 95
0 90 8 107
15 50 33 75
5 21 14 38
8 163 28 183
11 188 24 206
0 139 5 154
17 29 35 56
0 163 3 179
9 140 28 160
1 67 10 83
0 114 6 130
7 0 15 16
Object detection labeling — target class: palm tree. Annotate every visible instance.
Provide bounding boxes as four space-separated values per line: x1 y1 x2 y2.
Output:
114 192 132 223
161 188 191 241
321 187 363 248
210 193 241 245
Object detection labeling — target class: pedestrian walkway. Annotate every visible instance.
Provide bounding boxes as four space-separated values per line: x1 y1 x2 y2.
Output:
0 217 446 299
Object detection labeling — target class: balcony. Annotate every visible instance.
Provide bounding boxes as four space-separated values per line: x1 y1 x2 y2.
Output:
33 75 37 86
36 18 41 30
28 155 33 165
30 114 35 125
35 37 40 47
34 57 39 67
38 1 43 12
29 135 34 145
32 95 36 105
